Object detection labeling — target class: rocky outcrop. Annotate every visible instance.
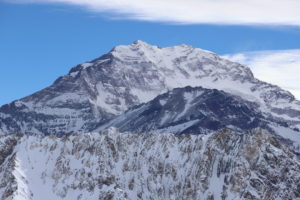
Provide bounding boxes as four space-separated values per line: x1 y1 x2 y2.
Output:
0 134 21 200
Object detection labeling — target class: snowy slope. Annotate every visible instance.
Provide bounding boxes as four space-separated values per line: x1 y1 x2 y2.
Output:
0 128 300 200
0 40 300 135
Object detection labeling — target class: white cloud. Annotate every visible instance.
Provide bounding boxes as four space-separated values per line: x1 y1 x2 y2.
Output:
223 49 300 100
7 0 300 25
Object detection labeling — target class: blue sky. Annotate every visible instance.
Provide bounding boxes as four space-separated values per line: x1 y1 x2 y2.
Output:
1 1 300 105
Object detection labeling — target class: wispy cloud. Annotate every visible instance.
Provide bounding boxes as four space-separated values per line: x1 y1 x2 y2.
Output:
223 49 300 100
7 0 300 26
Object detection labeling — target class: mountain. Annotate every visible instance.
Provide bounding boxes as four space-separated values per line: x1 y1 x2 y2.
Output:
0 41 300 135
1 128 300 200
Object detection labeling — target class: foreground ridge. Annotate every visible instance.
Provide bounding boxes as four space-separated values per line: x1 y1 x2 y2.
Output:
1 129 300 200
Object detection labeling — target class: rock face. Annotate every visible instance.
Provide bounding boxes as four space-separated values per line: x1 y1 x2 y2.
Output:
99 86 277 134
0 41 300 135
0 128 300 200
98 86 300 152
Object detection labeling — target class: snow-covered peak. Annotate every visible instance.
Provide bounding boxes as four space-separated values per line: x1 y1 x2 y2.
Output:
110 40 214 64
113 40 157 51
132 40 153 47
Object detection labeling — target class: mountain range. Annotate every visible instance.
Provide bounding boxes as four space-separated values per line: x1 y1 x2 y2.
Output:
1 41 300 199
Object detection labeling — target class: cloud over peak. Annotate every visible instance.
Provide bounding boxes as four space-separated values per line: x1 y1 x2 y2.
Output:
8 0 300 26
223 49 300 100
